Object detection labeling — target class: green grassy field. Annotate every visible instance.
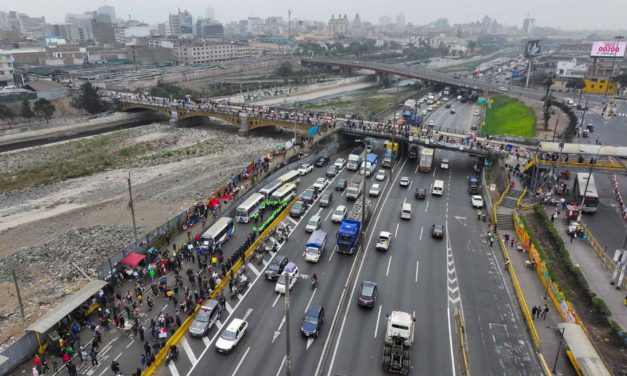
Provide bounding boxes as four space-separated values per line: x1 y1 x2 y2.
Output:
483 96 536 137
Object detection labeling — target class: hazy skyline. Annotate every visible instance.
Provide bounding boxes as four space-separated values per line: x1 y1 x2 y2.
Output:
5 0 627 31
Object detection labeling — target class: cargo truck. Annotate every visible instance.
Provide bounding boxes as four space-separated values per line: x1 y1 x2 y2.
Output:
336 198 372 254
347 147 363 171
408 145 418 160
382 310 415 375
346 176 363 201
418 148 434 172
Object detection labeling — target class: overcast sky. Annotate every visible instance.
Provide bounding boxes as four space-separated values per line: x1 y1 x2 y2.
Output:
7 0 627 30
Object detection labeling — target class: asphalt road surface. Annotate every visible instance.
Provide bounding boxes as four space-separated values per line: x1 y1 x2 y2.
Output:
158 104 541 376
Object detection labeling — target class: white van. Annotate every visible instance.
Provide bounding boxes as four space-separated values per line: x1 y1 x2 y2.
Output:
304 230 327 263
305 214 321 233
275 262 299 294
432 180 444 196
400 203 412 220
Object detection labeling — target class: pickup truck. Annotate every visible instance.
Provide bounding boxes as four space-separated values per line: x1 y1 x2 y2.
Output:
376 231 391 251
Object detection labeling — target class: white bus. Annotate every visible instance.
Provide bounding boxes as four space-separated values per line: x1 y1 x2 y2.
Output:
235 193 265 223
259 179 283 199
573 173 599 214
271 183 297 203
201 217 235 250
278 170 301 184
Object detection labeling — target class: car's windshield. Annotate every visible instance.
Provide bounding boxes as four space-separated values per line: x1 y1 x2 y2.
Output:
195 313 209 323
306 247 318 255
221 329 236 341
307 219 317 227
304 314 318 325
362 284 375 296
277 274 287 284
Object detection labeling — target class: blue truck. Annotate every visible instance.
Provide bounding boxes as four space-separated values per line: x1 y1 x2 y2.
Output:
336 199 372 254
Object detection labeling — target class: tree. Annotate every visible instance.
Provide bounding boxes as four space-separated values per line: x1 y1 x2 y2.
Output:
0 104 15 127
77 81 105 114
275 62 293 77
33 98 55 123
21 99 34 119
543 103 552 131
565 78 585 90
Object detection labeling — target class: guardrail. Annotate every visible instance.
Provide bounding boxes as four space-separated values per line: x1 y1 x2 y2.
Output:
143 200 296 375
454 308 471 376
580 223 627 290
516 187 528 209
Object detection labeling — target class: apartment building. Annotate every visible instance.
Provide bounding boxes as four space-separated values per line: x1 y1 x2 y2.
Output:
172 43 252 64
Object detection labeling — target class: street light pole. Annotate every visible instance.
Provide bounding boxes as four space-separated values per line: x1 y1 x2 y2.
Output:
284 274 292 376
127 171 139 254
552 327 566 372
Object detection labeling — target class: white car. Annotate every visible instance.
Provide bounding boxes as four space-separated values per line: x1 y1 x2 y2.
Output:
498 86 508 92
428 120 435 126
440 159 449 170
471 195 484 208
376 231 391 251
473 109 480 116
375 170 386 181
215 318 248 353
297 164 313 176
334 158 346 169
369 183 381 197
399 176 410 187
313 177 329 192
332 205 348 223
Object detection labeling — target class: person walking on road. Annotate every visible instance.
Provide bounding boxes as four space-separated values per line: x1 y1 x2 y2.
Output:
531 306 537 319
140 354 147 369
90 347 98 366
66 361 77 376
542 304 549 320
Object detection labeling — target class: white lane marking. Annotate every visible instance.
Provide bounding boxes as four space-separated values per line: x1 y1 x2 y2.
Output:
272 293 281 307
315 207 323 216
225 302 234 314
395 222 399 237
237 293 245 300
216 320 223 329
386 256 392 277
202 336 210 346
231 346 251 376
305 288 317 314
425 200 429 212
272 316 286 344
169 361 181 376
415 261 420 283
125 340 134 348
180 337 198 364
247 263 260 276
447 305 457 376
113 352 122 361
242 308 253 321
408 180 413 190
287 216 298 226
415 165 419 174
374 305 382 338
275 356 286 376
433 166 437 176
420 226 423 241
306 337 315 350
321 158 408 376
329 245 337 262
324 208 333 222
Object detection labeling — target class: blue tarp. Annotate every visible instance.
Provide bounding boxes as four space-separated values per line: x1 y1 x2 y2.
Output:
307 125 319 138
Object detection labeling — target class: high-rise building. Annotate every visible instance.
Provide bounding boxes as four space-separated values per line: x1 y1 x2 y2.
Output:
206 7 215 20
396 14 405 28
522 15 535 35
98 6 116 23
169 9 193 37
66 12 96 40
92 14 116 46
0 52 15 87
195 18 224 38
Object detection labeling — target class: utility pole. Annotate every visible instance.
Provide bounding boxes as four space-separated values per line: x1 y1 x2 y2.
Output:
127 171 139 253
12 269 25 324
284 274 292 376
552 327 566 373
287 10 292 39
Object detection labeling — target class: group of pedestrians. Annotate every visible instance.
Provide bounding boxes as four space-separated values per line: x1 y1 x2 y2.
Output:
531 304 550 320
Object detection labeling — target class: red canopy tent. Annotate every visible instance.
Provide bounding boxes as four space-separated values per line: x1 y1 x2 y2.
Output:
120 252 146 268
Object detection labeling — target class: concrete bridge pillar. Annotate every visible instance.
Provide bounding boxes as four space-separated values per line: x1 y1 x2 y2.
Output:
169 104 179 123
341 66 352 76
377 72 391 87
239 112 249 136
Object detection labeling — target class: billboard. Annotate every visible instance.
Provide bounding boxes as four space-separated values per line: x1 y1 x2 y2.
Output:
524 40 541 58
590 41 626 58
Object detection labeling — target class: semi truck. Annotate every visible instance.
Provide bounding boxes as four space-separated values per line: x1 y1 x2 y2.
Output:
408 145 418 160
360 153 378 176
418 148 434 172
336 198 372 254
346 176 363 200
347 147 363 171
382 310 415 375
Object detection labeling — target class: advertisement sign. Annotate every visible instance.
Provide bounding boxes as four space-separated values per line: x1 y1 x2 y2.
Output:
524 40 541 58
590 41 627 58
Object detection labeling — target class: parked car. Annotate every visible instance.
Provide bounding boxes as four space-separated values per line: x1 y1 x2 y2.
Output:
471 195 484 208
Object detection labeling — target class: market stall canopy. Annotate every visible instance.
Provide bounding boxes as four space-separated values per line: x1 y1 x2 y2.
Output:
120 252 146 268
26 280 108 334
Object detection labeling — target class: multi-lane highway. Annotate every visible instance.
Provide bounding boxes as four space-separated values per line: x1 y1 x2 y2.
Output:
161 102 542 376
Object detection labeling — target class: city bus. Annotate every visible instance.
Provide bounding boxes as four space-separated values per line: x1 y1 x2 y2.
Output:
278 170 301 185
201 217 235 250
235 193 265 223
270 183 297 203
573 172 599 214
259 179 283 199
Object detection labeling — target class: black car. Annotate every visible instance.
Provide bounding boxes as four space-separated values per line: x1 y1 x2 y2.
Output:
265 256 289 280
357 281 377 308
301 305 325 337
335 179 347 191
415 188 426 200
431 224 444 239
301 188 318 204
315 156 330 167
445 103 451 108
320 191 333 207
326 166 338 178
290 201 307 218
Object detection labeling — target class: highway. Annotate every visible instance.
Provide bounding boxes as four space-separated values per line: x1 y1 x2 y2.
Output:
156 102 542 376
